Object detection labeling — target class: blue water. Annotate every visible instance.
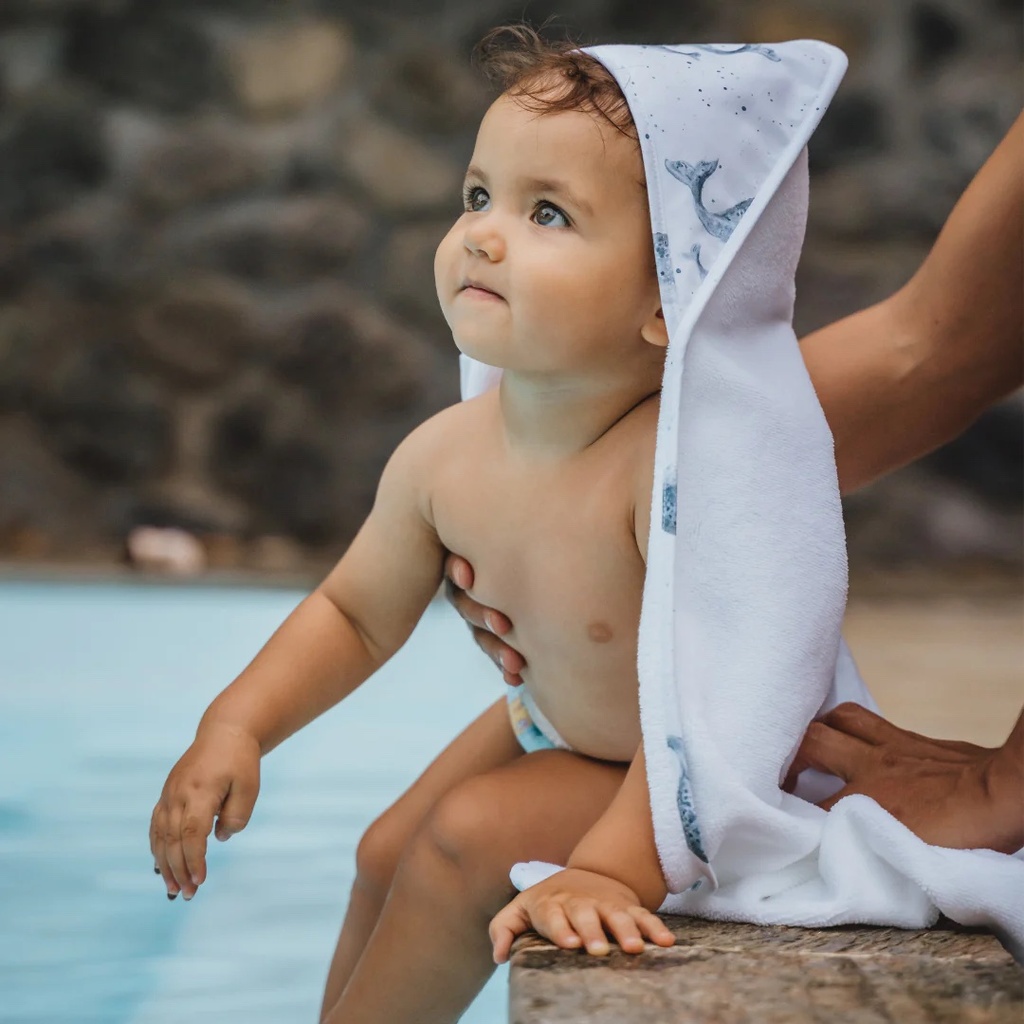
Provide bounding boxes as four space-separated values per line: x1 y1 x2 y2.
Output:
0 580 508 1023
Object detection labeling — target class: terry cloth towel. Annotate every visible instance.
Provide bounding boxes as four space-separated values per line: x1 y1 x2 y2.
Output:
462 40 1024 958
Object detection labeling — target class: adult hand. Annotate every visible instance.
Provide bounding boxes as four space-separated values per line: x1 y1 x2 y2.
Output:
443 553 526 686
786 703 1024 854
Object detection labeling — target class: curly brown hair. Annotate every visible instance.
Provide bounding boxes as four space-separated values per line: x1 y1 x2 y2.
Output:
472 24 637 143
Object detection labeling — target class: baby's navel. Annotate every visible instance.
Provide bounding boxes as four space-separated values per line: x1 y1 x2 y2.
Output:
587 621 614 644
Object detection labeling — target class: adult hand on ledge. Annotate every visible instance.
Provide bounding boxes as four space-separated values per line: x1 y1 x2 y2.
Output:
786 702 1024 855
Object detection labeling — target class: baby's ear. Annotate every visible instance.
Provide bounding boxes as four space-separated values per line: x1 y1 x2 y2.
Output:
641 307 669 349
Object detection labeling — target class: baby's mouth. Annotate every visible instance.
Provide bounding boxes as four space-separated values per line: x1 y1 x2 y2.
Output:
459 279 504 300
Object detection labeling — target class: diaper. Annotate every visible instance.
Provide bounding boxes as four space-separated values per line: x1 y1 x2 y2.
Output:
506 685 573 753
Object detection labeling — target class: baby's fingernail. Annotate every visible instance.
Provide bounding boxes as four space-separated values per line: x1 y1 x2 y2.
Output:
564 935 580 947
154 866 161 874
587 941 609 955
191 874 200 886
484 612 495 632
182 891 194 902
167 892 178 901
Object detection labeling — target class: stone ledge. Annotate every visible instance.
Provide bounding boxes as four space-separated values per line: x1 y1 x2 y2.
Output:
509 918 1022 1023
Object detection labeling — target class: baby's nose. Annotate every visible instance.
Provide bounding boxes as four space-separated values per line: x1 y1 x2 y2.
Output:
463 219 505 261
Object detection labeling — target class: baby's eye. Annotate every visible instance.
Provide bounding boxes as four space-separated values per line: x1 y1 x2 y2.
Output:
533 202 569 228
463 185 490 212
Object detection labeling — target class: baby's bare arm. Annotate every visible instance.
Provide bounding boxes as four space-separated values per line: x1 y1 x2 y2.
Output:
151 423 446 899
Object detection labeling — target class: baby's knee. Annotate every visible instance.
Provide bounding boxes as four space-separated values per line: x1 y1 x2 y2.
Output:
406 778 516 906
354 808 409 901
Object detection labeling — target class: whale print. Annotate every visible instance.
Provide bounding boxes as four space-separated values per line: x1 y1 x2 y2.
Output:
694 43 781 62
653 231 674 285
662 473 677 534
667 735 708 863
683 242 708 280
665 158 752 241
647 43 781 62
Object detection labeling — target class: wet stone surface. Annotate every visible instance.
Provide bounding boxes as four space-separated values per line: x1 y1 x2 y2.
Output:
509 918 1023 1023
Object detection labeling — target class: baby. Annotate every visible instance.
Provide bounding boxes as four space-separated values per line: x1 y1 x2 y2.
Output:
151 25 677 1024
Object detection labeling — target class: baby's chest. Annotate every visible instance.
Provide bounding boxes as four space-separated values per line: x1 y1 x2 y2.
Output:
433 469 644 632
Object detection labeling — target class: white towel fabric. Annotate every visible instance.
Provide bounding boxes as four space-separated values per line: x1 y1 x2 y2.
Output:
463 41 1024 959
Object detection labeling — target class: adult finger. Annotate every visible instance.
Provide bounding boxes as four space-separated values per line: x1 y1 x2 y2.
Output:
630 907 676 948
819 703 985 759
788 720 873 783
443 553 474 592
565 902 610 956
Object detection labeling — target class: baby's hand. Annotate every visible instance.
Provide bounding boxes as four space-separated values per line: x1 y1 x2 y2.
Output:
489 867 676 964
150 721 261 901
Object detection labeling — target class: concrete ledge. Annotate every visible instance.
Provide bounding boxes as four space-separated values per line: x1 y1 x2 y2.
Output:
509 917 1022 1023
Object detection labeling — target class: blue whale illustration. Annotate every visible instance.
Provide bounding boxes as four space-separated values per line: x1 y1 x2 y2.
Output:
683 242 708 280
667 735 708 863
649 43 781 62
665 158 752 241
694 43 781 62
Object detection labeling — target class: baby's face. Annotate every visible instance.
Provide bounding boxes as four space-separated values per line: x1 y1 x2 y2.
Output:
435 90 660 375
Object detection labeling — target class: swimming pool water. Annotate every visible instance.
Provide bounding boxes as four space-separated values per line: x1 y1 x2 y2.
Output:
0 580 508 1023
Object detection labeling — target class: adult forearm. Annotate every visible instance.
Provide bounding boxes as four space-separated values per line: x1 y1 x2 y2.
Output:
199 588 379 755
803 111 1023 495
567 746 668 910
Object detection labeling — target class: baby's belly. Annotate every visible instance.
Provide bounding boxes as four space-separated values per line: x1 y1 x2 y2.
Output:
516 649 642 763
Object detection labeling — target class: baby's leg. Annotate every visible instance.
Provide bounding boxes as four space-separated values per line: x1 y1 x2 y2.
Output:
320 697 522 1016
322 748 628 1024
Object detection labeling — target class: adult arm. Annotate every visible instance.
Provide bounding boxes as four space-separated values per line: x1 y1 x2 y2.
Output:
804 109 1023 493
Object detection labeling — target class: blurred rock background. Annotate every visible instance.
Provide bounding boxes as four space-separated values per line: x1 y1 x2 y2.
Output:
0 0 1019 577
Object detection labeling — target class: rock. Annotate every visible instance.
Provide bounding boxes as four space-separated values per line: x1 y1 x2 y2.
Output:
267 287 432 414
64 8 220 114
248 533 308 573
372 44 489 136
0 27 63 98
333 114 462 214
208 397 346 544
133 276 260 387
0 95 108 226
224 18 353 119
155 195 368 285
0 417 95 541
126 525 207 575
809 92 889 174
910 3 965 72
35 343 175 483
379 220 451 326
132 121 266 212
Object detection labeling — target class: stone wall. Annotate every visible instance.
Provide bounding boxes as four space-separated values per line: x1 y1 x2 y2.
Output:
0 0 1020 573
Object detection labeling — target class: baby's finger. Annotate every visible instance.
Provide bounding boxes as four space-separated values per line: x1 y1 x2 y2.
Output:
180 800 218 889
151 804 179 900
535 903 583 952
600 907 645 954
164 803 197 900
630 907 676 948
215 773 258 842
488 903 527 965
565 902 610 956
